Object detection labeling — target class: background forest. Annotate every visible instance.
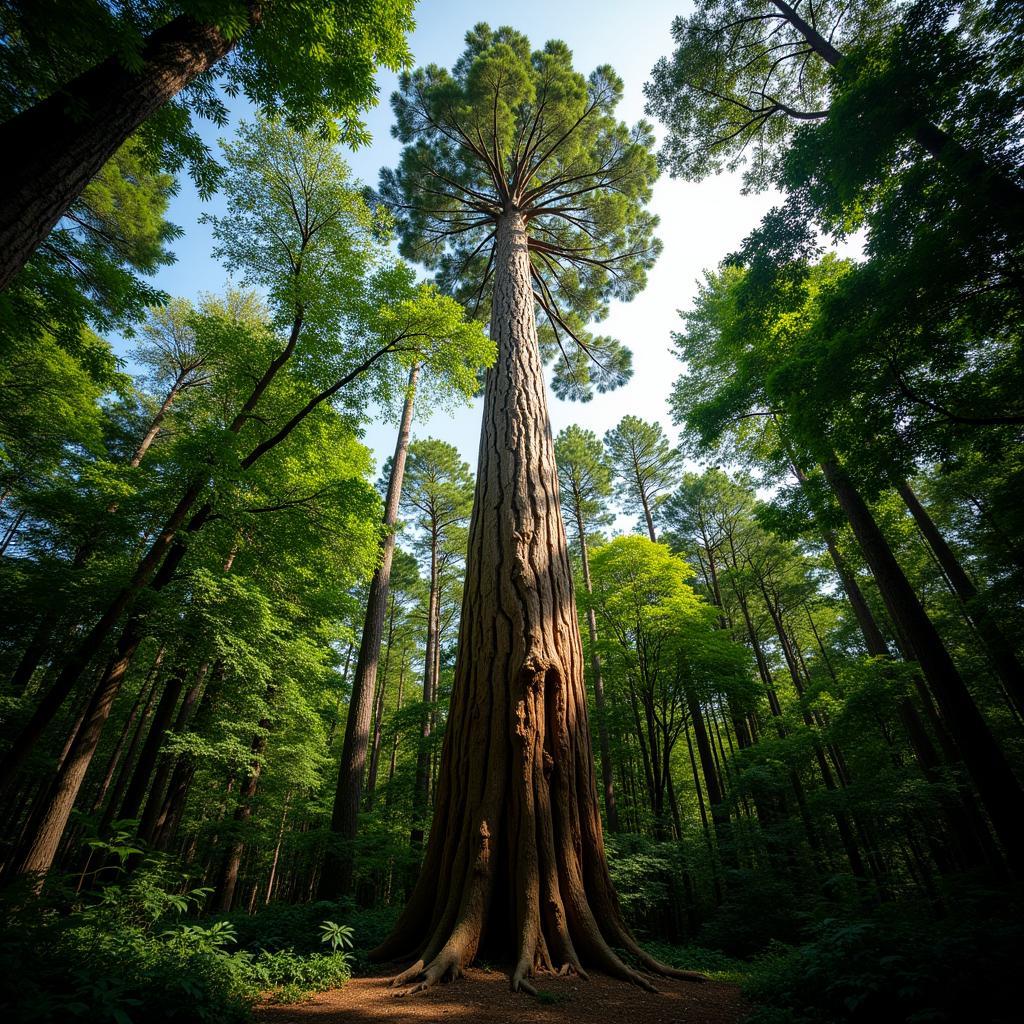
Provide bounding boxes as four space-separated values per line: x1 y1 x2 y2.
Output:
1 1 1022 1022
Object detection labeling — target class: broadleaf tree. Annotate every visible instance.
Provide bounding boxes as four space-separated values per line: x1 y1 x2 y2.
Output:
0 0 417 292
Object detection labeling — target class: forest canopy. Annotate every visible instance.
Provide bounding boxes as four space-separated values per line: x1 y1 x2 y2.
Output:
1 2 1022 1023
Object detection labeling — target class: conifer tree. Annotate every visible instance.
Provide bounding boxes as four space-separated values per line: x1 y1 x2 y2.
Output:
372 22 702 993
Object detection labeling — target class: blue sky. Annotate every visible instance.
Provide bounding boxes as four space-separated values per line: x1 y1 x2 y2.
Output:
123 0 782 519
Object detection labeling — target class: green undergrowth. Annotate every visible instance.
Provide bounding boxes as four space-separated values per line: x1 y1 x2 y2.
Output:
633 887 1023 1024
0 853 357 1023
740 890 1022 1024
639 941 751 984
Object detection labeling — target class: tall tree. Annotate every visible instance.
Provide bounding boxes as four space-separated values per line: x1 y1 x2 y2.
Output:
395 439 474 850
5 120 485 884
604 415 681 542
668 258 1024 872
0 0 416 292
370 23 704 992
555 425 618 830
644 0 1024 215
322 321 492 897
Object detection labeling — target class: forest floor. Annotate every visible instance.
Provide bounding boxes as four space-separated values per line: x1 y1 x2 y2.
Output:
255 966 750 1024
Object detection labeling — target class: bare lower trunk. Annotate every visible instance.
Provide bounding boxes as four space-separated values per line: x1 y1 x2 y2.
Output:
215 720 270 913
371 209 703 994
322 363 419 898
410 536 439 847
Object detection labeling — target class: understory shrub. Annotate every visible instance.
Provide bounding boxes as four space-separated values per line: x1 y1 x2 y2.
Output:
0 855 355 1023
743 893 1023 1024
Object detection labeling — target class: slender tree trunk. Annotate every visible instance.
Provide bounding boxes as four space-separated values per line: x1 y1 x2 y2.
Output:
372 209 700 993
110 664 187 829
895 479 1024 716
322 363 418 898
214 721 269 914
129 372 191 469
769 0 1024 219
384 654 407 809
410 532 439 848
8 375 190 696
687 691 732 851
0 510 25 555
639 486 657 542
87 649 164 815
573 507 618 831
365 606 395 810
137 662 208 844
822 458 1024 871
0 304 312 783
265 792 291 905
0 8 259 293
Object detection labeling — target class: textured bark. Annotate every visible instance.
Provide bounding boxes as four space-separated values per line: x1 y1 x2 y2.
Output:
822 458 1024 872
372 209 703 993
88 648 164 816
323 364 419 898
0 8 256 293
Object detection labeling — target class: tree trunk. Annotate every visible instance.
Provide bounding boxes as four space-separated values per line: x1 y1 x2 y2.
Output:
265 792 291 905
322 363 419 898
639 486 657 543
410 531 439 848
7 378 187 695
365 603 395 809
151 663 225 851
573 506 618 831
769 0 1024 220
384 654 407 809
137 662 208 844
686 691 731 845
110 664 187 829
214 722 269 914
0 8 257 293
821 458 1024 871
370 208 702 994
88 648 164 816
895 479 1024 716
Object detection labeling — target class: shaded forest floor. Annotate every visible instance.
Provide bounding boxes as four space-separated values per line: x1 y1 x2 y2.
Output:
255 967 750 1024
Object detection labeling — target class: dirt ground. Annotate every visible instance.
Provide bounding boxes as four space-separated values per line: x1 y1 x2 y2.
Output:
255 966 751 1024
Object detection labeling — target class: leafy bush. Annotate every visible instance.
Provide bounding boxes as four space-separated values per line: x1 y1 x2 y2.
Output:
0 866 251 1023
743 897 1023 1024
0 857 356 1023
